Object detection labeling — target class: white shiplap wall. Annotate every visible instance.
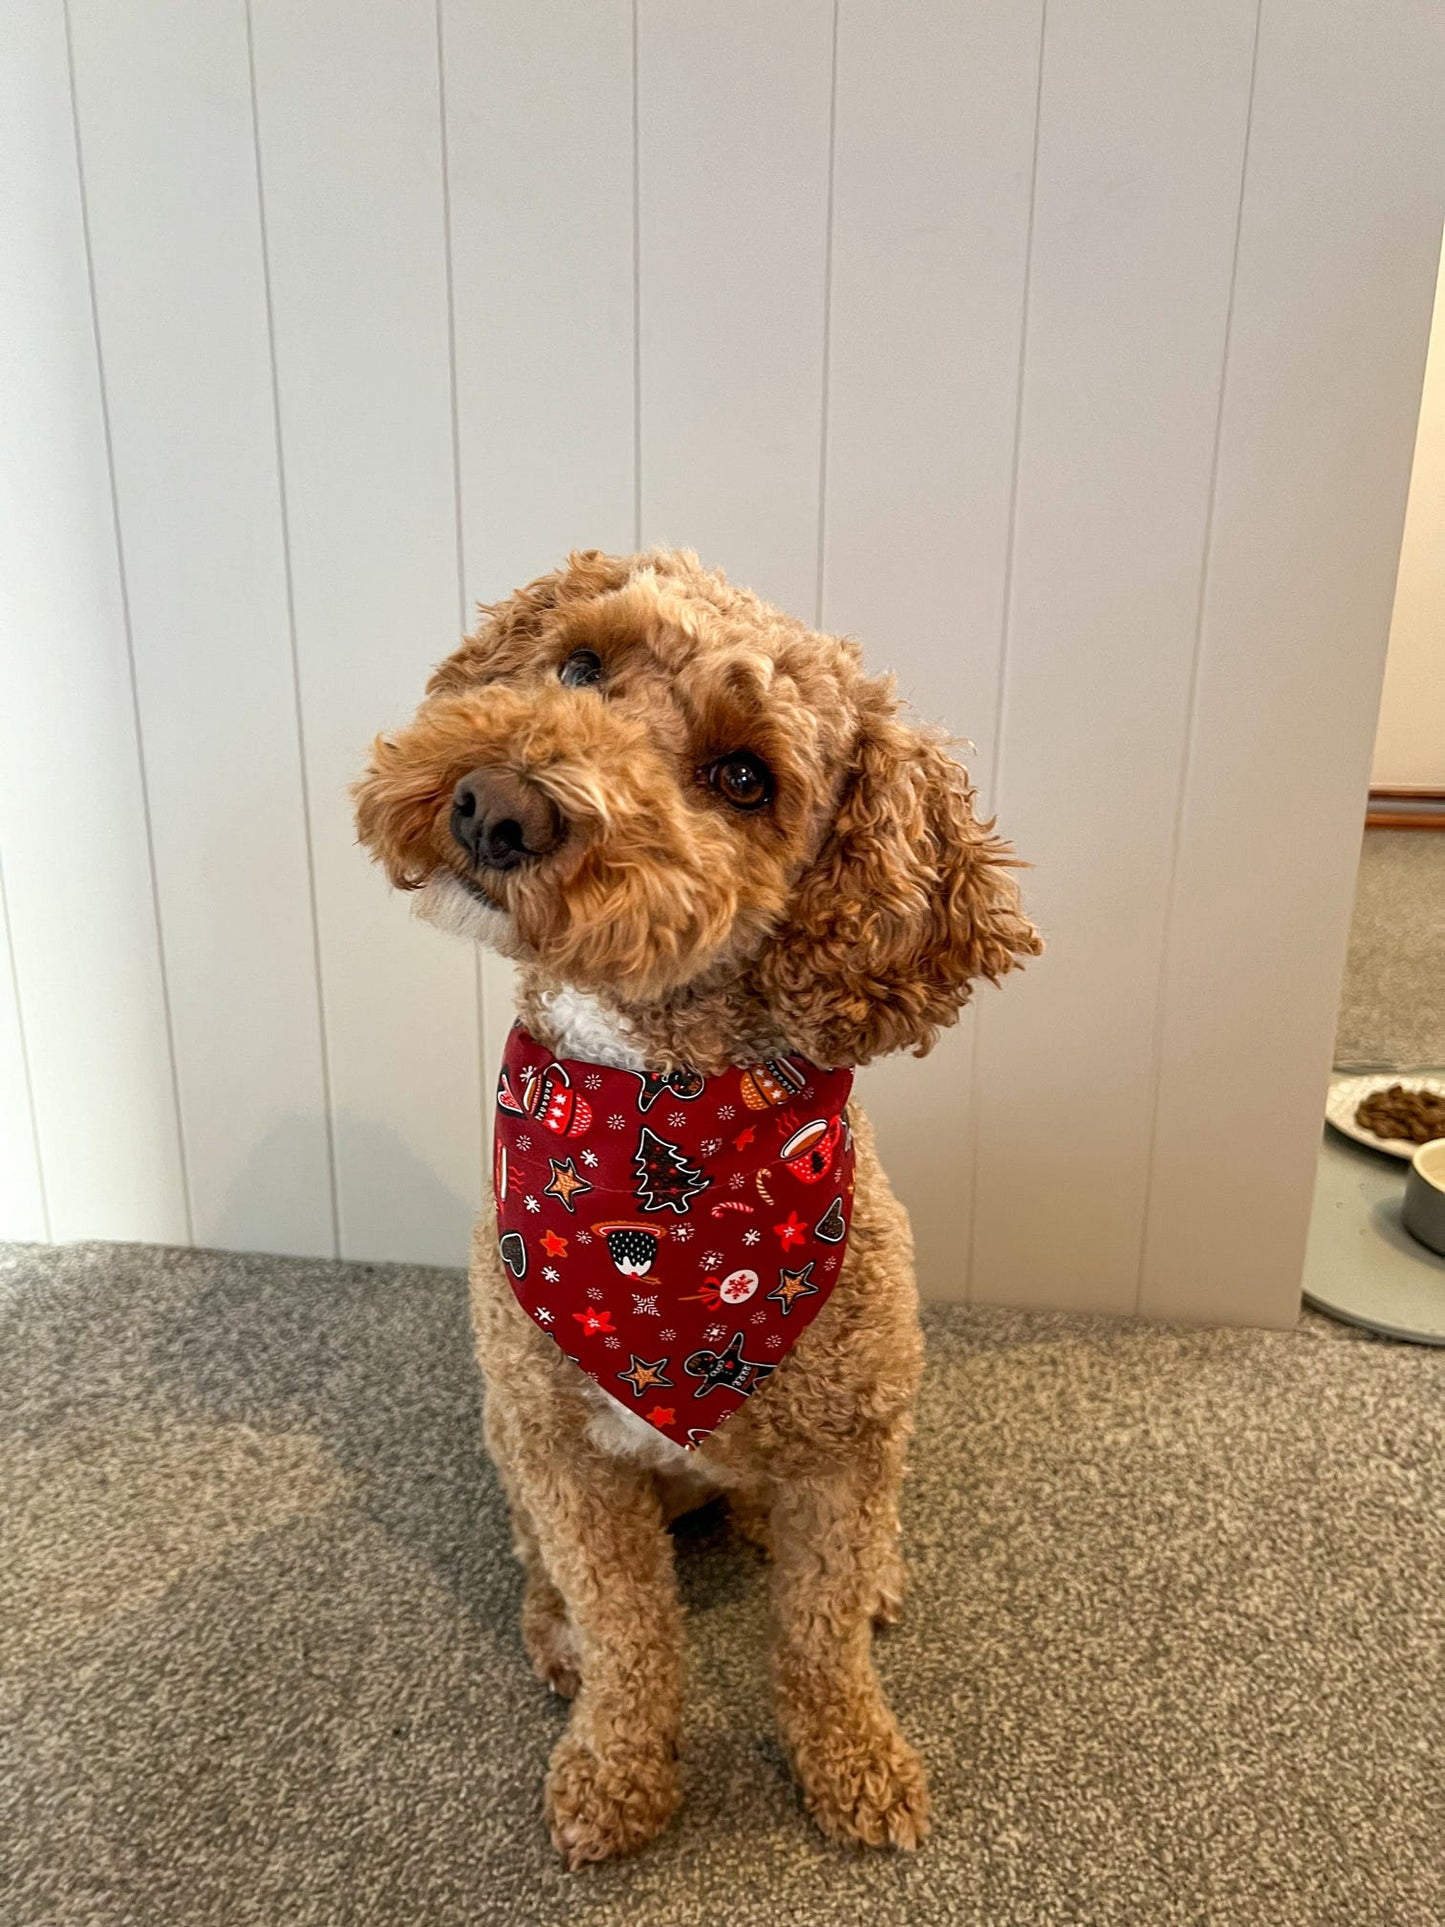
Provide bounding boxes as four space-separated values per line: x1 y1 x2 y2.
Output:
2 0 1440 1322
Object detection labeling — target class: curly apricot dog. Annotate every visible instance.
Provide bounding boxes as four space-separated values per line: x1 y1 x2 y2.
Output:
354 549 1039 1865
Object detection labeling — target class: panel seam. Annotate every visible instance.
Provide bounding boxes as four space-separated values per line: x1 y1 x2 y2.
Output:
0 846 51 1240
244 0 343 1259
1133 0 1265 1315
632 0 644 552
963 0 1048 1305
813 0 841 631
433 0 488 1185
62 0 195 1245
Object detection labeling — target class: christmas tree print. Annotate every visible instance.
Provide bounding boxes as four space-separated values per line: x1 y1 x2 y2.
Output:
633 1127 710 1215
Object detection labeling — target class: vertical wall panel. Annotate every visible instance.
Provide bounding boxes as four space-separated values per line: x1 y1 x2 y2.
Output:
638 0 835 615
67 0 334 1256
823 0 1044 1300
969 0 1260 1313
1141 0 1445 1326
0 0 188 1243
249 0 480 1265
0 858 47 1242
443 0 637 1113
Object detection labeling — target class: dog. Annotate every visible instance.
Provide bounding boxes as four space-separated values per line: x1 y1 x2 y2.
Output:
353 548 1040 1865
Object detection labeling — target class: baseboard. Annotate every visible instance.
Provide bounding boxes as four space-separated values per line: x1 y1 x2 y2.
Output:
1366 787 1445 830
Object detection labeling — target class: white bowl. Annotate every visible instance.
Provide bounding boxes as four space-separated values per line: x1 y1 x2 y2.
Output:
1402 1138 1445 1257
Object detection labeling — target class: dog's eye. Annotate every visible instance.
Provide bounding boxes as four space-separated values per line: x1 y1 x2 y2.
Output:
708 753 774 812
558 649 604 689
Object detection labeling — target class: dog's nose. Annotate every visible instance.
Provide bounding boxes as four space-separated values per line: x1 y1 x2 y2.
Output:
450 767 566 871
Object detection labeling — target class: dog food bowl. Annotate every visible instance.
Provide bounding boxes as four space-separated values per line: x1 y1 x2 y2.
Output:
1402 1139 1445 1257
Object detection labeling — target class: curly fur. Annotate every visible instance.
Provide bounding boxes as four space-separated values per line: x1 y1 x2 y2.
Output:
354 548 1040 1864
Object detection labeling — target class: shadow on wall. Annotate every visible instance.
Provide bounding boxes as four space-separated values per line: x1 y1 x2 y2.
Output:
209 1115 477 1269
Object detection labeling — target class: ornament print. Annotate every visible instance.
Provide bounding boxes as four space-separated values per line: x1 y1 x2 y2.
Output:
492 1023 854 1450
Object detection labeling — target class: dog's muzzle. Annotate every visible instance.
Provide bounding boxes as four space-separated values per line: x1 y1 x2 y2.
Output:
450 766 566 873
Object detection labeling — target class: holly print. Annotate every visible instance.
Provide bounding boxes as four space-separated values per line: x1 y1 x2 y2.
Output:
633 1128 710 1216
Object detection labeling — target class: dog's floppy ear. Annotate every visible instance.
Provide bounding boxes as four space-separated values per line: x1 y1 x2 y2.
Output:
756 684 1042 1067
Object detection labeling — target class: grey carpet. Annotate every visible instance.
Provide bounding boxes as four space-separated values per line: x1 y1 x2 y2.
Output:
4 1241 1443 1927
1335 828 1445 1069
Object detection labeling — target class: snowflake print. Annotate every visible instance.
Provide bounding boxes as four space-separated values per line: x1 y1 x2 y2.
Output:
672 1224 693 1243
704 1323 729 1344
702 1138 723 1156
524 1195 540 1214
700 1250 724 1270
581 1149 600 1168
659 1328 677 1342
765 1334 783 1350
517 1133 532 1151
576 1230 593 1245
718 1104 736 1121
823 1254 838 1272
668 1112 688 1130
543 1266 560 1283
743 1229 761 1246
587 1286 606 1301
608 1113 626 1130
728 1173 746 1191
584 1073 603 1091
604 1336 621 1350
750 1310 767 1325
632 1294 660 1317
802 1087 816 1102
535 1306 555 1326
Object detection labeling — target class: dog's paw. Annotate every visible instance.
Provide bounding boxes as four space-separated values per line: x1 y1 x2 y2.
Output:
545 1733 681 1868
521 1587 581 1699
792 1717 930 1851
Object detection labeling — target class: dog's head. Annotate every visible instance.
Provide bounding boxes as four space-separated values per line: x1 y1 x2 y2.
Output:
354 549 1040 1066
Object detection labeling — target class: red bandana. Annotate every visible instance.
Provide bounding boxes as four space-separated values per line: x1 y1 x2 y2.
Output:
493 1023 855 1450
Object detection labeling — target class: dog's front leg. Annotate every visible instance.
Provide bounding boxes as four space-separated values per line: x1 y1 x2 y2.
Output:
511 1439 683 1866
769 1431 930 1849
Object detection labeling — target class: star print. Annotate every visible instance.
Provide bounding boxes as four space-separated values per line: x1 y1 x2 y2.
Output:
544 1157 593 1213
572 1307 615 1337
540 1229 568 1258
773 1211 806 1250
769 1261 818 1314
734 1126 756 1150
542 1266 560 1283
619 1355 674 1397
646 1405 676 1427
